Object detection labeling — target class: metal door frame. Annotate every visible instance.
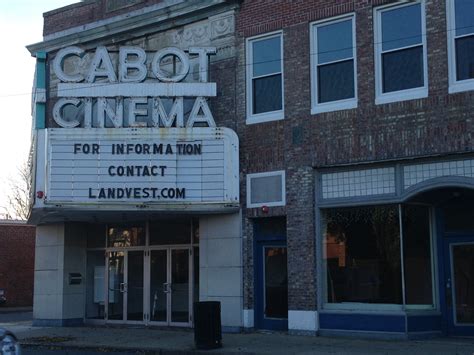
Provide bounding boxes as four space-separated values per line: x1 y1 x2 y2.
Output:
147 246 193 327
443 238 474 335
105 249 146 325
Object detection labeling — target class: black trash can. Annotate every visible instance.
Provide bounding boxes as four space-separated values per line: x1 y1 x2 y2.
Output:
193 301 222 349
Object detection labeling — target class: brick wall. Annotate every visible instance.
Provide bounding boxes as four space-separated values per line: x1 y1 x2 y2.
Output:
236 0 474 311
43 0 164 36
0 223 35 307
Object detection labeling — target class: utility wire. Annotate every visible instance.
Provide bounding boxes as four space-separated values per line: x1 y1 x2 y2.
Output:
0 23 472 99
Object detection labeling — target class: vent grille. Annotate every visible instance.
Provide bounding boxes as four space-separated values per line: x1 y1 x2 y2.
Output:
247 171 285 208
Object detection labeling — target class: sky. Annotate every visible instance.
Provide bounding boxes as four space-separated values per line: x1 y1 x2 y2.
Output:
0 0 78 217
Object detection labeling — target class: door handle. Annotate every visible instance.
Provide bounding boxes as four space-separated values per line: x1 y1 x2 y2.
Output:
163 283 171 293
119 283 127 293
446 278 452 307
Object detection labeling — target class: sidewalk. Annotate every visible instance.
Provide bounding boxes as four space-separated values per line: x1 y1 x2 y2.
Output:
1 320 473 354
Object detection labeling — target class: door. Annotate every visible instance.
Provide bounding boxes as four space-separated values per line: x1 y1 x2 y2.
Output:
255 243 288 330
444 239 474 336
149 248 192 326
106 250 145 323
254 217 288 330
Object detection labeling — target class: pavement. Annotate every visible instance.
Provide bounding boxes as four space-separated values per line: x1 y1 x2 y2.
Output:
0 310 473 354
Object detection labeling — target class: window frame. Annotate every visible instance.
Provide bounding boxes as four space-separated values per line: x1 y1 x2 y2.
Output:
374 1 428 105
447 0 474 94
246 170 286 208
310 13 358 114
246 31 284 125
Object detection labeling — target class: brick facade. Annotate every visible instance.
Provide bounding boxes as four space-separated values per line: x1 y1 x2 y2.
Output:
37 0 474 328
235 0 474 312
0 222 35 307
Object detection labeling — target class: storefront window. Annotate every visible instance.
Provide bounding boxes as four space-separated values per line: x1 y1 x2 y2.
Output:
402 205 434 306
323 204 435 309
324 205 402 305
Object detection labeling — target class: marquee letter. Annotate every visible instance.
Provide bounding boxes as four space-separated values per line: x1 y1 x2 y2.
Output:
151 47 190 82
188 47 216 82
187 97 216 127
128 98 148 127
119 47 147 83
86 46 117 83
97 98 123 128
53 46 85 82
152 97 184 127
52 98 82 128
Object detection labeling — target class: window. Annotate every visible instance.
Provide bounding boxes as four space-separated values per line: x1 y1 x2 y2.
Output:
374 1 427 104
447 0 474 93
322 204 435 311
246 170 285 208
246 32 284 124
311 14 357 114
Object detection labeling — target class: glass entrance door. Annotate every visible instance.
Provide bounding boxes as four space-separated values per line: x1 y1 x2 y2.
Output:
106 250 144 323
445 240 474 335
149 248 192 326
107 251 125 321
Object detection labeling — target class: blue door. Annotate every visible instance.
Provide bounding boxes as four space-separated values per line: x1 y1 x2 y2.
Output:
254 218 288 330
443 237 474 336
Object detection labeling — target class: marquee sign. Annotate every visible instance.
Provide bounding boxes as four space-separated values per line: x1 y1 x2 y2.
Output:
33 45 240 212
45 128 239 205
51 45 218 129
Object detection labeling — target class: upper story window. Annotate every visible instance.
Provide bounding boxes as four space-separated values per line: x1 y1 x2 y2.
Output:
374 1 428 105
311 14 357 114
447 0 474 93
246 32 284 124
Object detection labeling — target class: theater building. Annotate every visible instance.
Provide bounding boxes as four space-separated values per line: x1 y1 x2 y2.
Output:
28 0 474 338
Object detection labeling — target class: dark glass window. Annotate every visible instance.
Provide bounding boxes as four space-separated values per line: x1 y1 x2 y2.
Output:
454 0 474 37
402 205 433 305
444 203 474 233
149 218 191 245
382 46 424 92
264 247 288 319
250 35 282 115
107 224 145 247
87 224 106 248
318 60 354 103
452 244 474 324
379 3 424 93
316 18 355 103
253 74 282 114
323 205 402 304
454 0 474 81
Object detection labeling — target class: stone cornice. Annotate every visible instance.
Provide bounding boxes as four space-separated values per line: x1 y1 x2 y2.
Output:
27 0 240 56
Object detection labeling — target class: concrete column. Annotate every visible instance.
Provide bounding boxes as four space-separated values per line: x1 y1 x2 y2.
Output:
33 223 87 326
199 212 242 331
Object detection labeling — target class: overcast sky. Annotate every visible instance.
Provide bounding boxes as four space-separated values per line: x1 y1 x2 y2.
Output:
0 1 78 217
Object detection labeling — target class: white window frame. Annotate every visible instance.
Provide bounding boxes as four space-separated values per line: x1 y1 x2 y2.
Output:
374 1 428 105
246 31 284 125
310 13 358 114
447 0 474 94
246 170 286 208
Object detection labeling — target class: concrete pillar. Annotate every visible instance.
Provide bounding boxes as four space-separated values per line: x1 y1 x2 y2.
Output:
199 212 242 332
33 223 87 326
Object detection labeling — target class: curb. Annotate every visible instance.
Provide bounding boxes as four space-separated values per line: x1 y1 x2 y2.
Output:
21 343 256 355
0 307 33 314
